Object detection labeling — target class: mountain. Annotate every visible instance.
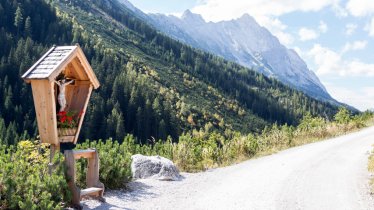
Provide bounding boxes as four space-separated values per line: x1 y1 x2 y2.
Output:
0 0 339 145
141 9 335 103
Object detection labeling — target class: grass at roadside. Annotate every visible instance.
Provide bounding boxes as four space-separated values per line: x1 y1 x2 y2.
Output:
368 145 374 193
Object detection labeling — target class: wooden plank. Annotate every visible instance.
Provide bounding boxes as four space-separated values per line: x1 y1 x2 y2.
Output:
80 187 102 197
31 80 58 145
64 85 74 111
55 46 76 50
76 47 100 89
40 61 58 65
69 85 89 111
27 74 49 79
48 53 64 56
64 150 81 206
44 57 63 61
64 63 80 79
74 80 91 86
86 150 105 199
31 69 53 73
73 149 96 154
59 136 75 143
87 149 99 187
71 58 89 80
73 149 95 159
73 85 93 144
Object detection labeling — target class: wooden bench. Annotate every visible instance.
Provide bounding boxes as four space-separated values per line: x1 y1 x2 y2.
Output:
64 149 105 207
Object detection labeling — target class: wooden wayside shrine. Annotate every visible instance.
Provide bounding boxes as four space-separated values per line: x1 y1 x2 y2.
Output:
21 44 104 207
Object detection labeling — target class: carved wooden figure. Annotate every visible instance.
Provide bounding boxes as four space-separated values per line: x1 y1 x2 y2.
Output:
55 78 75 112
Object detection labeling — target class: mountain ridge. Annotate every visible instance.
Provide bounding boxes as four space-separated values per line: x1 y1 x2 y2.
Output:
148 10 333 101
115 2 337 104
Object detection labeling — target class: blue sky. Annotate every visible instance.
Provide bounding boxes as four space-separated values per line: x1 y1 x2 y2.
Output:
128 0 374 111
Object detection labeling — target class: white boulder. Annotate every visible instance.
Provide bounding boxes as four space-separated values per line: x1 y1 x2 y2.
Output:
131 154 180 181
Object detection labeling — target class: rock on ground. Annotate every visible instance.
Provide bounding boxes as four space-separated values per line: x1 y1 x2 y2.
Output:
131 154 180 181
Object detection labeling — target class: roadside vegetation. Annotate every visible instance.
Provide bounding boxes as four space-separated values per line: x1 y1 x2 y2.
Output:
367 114 374 194
1 108 373 209
369 151 374 193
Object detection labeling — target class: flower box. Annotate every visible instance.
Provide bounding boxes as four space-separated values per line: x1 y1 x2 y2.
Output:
58 127 77 136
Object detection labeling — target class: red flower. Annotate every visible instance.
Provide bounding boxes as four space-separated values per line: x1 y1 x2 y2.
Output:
60 116 67 123
57 110 81 128
57 111 67 116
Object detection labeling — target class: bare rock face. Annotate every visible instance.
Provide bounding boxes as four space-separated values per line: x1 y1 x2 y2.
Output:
131 154 180 181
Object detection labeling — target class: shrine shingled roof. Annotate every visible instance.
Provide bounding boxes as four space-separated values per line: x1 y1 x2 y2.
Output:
21 45 100 89
21 46 77 80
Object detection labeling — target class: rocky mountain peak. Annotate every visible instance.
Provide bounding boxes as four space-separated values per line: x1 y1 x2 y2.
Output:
181 9 205 24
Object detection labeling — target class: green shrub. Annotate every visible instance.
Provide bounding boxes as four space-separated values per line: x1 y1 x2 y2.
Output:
334 107 351 124
76 138 133 189
0 141 70 210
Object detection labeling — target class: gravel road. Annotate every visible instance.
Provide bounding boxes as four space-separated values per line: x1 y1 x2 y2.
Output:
83 126 374 210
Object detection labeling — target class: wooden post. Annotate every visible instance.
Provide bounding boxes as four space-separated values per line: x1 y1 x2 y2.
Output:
87 149 105 200
48 144 57 175
64 150 81 207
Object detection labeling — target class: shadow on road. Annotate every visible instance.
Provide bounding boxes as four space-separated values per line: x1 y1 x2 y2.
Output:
82 176 186 210
82 181 156 209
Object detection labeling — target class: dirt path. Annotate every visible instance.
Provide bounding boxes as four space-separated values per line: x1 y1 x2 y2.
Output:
83 126 374 210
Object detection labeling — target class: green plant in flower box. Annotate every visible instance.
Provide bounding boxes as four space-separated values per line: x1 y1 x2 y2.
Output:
57 110 84 136
57 110 83 129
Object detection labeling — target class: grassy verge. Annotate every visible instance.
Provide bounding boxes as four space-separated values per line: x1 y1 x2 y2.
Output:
369 150 374 193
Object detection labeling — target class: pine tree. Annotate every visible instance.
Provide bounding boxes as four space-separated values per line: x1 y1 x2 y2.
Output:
24 16 32 37
158 119 166 140
0 118 6 145
14 6 23 34
115 110 125 141
136 107 144 142
334 107 351 124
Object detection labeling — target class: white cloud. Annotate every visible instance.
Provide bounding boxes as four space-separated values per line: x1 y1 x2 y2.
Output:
332 3 348 17
293 47 303 57
326 84 374 111
346 61 374 76
191 0 338 22
365 17 374 36
341 40 368 53
346 0 374 16
308 44 374 77
308 44 340 75
345 23 357 35
319 21 328 33
275 31 295 45
255 16 294 45
299 27 319 41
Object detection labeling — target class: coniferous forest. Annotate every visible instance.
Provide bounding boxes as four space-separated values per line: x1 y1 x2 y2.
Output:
0 0 340 146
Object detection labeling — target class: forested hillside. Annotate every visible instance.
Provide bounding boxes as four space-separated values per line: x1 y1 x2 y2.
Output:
0 0 340 145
